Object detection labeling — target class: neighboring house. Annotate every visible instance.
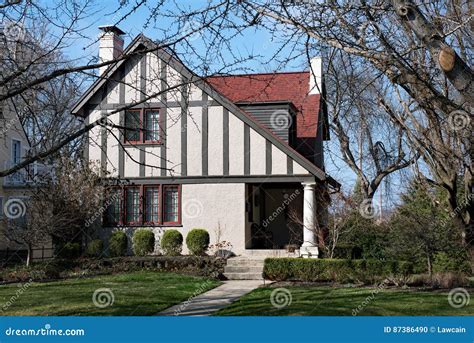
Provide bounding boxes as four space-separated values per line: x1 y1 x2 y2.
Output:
0 100 53 261
72 26 340 257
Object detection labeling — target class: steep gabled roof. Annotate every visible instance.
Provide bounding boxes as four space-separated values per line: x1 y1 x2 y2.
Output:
71 34 338 184
207 72 320 138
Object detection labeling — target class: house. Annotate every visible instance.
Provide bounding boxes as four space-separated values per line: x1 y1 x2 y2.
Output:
71 26 340 258
0 99 53 262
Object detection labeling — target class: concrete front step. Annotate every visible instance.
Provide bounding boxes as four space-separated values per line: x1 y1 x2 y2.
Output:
224 272 263 280
224 257 265 280
224 266 264 273
242 249 300 258
226 259 265 267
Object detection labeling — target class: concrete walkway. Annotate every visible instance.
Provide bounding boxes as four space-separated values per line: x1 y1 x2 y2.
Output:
157 280 266 316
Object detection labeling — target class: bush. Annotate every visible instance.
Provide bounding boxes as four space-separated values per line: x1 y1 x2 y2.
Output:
132 230 156 256
85 240 104 258
263 258 414 284
186 229 210 256
433 252 471 274
109 231 128 257
160 230 183 256
56 242 81 259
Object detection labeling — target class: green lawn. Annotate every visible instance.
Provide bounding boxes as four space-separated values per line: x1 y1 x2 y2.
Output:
216 286 474 316
0 271 221 316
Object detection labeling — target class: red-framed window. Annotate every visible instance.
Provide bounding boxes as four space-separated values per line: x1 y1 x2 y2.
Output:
104 184 180 226
125 187 141 225
124 109 160 144
104 188 122 226
144 186 160 225
163 185 180 225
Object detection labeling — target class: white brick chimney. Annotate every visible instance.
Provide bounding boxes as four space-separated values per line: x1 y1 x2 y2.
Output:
98 25 125 74
309 57 323 95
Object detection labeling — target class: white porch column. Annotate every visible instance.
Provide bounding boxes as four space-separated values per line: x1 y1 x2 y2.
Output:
301 182 319 258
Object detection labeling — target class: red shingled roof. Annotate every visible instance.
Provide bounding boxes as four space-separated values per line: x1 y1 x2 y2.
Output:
207 71 320 138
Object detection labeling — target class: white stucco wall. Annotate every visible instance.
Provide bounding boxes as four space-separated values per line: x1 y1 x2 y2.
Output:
146 52 161 96
144 146 161 176
123 147 140 177
207 106 223 175
228 112 244 175
250 128 266 175
272 144 287 175
186 107 202 176
124 57 140 103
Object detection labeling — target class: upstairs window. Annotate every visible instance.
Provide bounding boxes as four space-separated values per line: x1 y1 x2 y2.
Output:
124 109 160 143
124 110 141 142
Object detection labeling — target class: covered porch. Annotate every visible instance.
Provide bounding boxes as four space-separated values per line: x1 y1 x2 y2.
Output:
243 181 321 258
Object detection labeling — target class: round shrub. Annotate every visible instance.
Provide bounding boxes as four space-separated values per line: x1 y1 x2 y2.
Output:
109 231 128 257
160 230 183 256
132 229 156 256
85 239 104 258
56 242 81 259
186 229 210 256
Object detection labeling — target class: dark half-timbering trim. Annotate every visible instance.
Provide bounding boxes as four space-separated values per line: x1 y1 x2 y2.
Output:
202 92 209 176
180 79 188 176
139 55 147 177
100 111 108 176
287 155 293 175
83 109 90 161
266 140 272 175
122 174 315 184
89 100 220 110
160 60 167 176
118 68 126 178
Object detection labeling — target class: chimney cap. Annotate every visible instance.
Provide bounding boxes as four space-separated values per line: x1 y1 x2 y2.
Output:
98 25 125 36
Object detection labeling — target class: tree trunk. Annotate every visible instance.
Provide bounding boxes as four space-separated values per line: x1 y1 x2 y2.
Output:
26 244 32 267
427 252 432 277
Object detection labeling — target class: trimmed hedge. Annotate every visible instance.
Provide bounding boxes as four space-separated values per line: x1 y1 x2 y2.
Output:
109 231 128 257
186 229 210 256
161 230 183 256
85 240 104 258
263 258 414 284
132 230 155 256
0 256 226 284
